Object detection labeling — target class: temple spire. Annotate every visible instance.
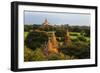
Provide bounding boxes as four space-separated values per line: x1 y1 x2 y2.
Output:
64 24 71 46
51 32 58 48
42 18 49 26
44 32 58 54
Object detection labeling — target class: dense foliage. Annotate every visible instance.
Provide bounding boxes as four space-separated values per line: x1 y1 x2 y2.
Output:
24 24 90 61
25 31 48 51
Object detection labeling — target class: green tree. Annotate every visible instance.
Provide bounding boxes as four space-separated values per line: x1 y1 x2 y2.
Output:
25 31 48 50
24 25 33 31
78 36 87 42
48 53 66 60
24 48 46 61
31 48 46 61
55 29 66 37
24 48 33 61
60 41 90 59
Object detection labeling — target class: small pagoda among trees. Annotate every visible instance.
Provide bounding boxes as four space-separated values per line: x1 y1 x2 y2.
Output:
64 24 72 46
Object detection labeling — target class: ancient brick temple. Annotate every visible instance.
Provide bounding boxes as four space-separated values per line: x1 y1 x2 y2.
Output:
47 32 58 53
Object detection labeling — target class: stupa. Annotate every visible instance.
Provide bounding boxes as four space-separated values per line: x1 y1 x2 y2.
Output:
44 32 58 55
42 19 49 26
64 25 71 46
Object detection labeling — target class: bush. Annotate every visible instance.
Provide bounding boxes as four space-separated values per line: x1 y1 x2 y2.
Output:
48 53 66 60
78 36 87 42
24 48 46 61
71 38 79 42
31 48 46 61
48 53 60 60
59 41 90 59
55 29 66 37
24 25 33 32
70 33 79 36
77 48 90 59
24 48 34 61
60 45 77 57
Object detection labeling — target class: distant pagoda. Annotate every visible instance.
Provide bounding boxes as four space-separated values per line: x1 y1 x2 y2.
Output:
42 19 49 26
64 24 72 46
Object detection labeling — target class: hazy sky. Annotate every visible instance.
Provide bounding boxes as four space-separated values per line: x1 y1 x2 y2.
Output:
24 11 90 26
